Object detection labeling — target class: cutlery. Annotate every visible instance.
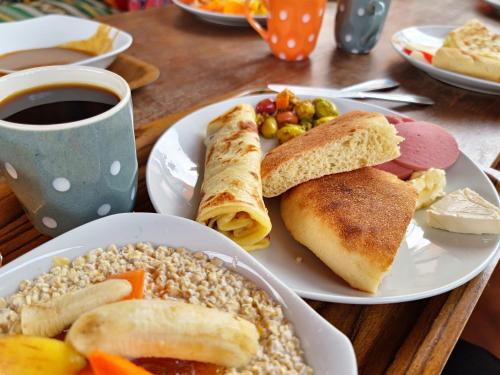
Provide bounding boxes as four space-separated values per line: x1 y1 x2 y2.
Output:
482 166 500 182
339 78 399 92
268 84 434 105
235 78 398 98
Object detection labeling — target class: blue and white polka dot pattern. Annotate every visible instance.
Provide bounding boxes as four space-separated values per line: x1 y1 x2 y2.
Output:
4 162 17 179
110 160 121 176
335 0 390 54
4 156 135 232
42 216 58 229
52 177 71 192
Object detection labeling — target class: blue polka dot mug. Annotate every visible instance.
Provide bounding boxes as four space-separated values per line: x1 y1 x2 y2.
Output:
0 66 138 237
335 0 391 54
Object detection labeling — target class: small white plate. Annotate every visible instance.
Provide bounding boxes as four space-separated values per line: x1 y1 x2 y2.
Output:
146 94 500 304
0 213 357 375
392 25 500 95
0 15 132 73
172 0 266 27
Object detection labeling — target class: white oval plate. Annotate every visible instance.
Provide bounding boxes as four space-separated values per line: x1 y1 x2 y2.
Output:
392 25 500 95
0 15 132 74
0 213 357 375
172 0 266 27
146 94 500 304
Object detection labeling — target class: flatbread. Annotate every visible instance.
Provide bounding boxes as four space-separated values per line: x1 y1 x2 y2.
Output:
281 168 417 293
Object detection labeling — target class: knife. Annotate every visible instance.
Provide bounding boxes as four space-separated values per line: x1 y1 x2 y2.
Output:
482 166 500 182
339 78 399 92
267 84 434 105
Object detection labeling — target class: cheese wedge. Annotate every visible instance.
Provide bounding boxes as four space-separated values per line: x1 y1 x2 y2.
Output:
426 188 500 234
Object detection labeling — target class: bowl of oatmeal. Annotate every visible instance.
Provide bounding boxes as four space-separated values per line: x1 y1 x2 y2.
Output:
0 213 356 374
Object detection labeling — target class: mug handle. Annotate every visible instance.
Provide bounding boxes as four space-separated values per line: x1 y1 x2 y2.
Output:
361 0 386 44
245 0 269 41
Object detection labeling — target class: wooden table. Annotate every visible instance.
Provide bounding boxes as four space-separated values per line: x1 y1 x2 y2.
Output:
1 1 499 374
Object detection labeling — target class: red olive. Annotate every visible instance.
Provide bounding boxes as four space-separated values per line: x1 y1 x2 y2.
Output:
276 111 299 124
255 98 276 115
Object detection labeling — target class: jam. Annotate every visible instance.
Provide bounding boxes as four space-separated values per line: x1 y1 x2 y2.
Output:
132 358 221 375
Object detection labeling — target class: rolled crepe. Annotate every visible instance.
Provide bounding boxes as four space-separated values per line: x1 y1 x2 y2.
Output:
196 104 271 251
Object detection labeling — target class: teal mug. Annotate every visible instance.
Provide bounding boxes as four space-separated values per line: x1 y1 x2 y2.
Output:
335 0 391 54
0 66 138 236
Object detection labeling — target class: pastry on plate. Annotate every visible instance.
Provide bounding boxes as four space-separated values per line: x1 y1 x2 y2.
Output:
281 167 417 293
261 110 403 197
432 20 500 82
197 104 272 251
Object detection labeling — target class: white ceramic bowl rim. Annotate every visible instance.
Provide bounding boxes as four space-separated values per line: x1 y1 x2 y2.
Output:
0 65 131 132
0 15 133 74
0 212 358 374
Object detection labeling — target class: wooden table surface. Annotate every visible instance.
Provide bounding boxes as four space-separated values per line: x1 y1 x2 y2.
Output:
1 1 499 374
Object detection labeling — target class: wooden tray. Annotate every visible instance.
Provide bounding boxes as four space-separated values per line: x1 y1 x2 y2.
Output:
0 53 159 91
108 53 160 91
0 88 498 374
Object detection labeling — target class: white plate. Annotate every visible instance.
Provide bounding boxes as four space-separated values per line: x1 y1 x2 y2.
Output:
392 25 500 95
0 15 132 73
146 94 500 304
172 0 266 27
0 213 357 375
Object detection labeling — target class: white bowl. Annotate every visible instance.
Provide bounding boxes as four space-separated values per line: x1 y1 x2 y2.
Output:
0 15 132 73
0 212 357 374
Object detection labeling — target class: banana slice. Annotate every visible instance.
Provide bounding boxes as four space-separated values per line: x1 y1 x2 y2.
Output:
0 335 86 375
66 299 259 368
21 279 132 337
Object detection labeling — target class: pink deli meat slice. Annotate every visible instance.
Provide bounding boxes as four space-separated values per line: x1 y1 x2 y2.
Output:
374 161 414 179
385 115 415 125
393 121 459 171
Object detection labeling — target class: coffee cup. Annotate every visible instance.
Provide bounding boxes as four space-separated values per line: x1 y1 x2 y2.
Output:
245 0 327 61
335 0 391 54
0 66 137 236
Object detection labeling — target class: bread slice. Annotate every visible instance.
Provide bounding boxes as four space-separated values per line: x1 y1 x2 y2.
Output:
261 111 402 197
432 20 500 82
281 168 417 293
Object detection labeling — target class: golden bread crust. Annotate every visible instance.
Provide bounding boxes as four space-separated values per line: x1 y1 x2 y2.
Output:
282 168 417 270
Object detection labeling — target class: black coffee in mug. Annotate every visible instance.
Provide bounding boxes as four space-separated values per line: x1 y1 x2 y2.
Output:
0 83 120 125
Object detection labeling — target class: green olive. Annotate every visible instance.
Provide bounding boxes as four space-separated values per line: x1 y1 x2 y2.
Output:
313 98 339 118
300 119 313 131
277 124 306 143
315 116 337 126
256 113 265 127
260 116 278 138
295 100 315 121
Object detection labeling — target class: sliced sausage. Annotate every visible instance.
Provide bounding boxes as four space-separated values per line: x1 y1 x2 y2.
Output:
393 121 459 170
385 115 415 125
374 161 414 179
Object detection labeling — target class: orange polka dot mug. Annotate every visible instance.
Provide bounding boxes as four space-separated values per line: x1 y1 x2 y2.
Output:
245 0 327 61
